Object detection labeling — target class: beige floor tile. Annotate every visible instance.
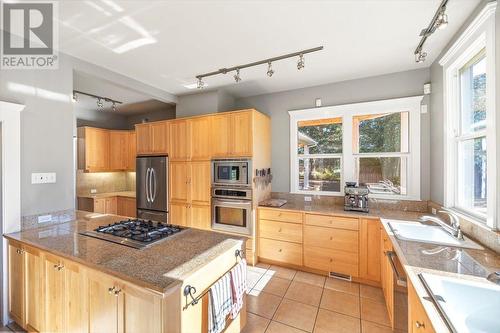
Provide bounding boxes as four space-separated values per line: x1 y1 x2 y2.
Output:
360 285 385 304
253 274 292 297
361 320 405 333
314 308 361 333
324 278 360 296
361 298 391 327
285 281 323 306
320 288 360 318
247 291 282 319
266 321 308 333
266 265 297 280
242 313 271 333
273 299 318 332
293 271 326 288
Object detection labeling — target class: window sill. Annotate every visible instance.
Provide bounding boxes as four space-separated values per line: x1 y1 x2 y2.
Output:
447 207 496 232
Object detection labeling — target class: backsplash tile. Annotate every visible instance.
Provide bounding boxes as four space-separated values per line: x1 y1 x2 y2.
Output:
76 170 135 196
22 209 75 230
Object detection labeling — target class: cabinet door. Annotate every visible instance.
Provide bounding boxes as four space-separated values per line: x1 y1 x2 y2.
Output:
8 241 24 326
408 282 435 333
210 114 231 157
88 272 119 333
135 124 151 155
94 198 106 214
109 131 129 170
381 228 394 327
85 128 110 171
119 284 162 333
151 122 168 154
117 197 136 218
170 202 188 227
43 254 65 333
25 246 43 332
231 112 253 156
128 131 136 171
105 197 118 214
190 117 211 160
170 162 190 203
64 261 88 333
169 120 191 161
190 161 210 205
359 219 381 283
189 204 211 230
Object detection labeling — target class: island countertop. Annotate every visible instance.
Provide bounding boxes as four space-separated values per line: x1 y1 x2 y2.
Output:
4 211 244 294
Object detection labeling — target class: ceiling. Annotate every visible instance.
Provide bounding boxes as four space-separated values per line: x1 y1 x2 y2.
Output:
59 1 480 98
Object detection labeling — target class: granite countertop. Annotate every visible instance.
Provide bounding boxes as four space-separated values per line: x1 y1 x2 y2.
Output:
380 219 500 332
4 211 243 294
259 201 424 220
77 191 136 199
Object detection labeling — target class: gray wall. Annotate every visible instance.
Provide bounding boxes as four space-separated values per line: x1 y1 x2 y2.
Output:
126 106 176 128
75 107 129 129
235 69 431 199
176 91 219 118
429 0 496 205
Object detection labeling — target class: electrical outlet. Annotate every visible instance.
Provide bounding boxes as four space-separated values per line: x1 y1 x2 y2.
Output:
304 196 312 202
90 189 97 194
432 208 437 214
38 215 52 223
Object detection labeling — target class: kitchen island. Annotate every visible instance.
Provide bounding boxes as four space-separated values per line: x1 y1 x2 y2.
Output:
5 211 246 333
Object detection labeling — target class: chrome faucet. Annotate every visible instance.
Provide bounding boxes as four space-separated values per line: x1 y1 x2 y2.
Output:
418 208 463 240
487 272 500 285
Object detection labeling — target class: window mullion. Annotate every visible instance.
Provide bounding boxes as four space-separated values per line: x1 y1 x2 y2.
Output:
343 114 354 184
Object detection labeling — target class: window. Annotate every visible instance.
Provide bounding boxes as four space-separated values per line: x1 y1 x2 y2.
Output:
289 97 422 199
440 2 496 228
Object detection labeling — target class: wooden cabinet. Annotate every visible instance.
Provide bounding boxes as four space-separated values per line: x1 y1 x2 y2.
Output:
210 111 253 157
109 131 130 170
305 214 359 230
94 197 117 214
259 209 303 224
117 197 136 218
408 281 435 333
135 121 168 155
169 202 189 227
190 117 211 160
43 254 65 332
259 238 303 266
259 220 303 243
88 271 119 333
304 246 359 276
128 131 136 171
381 226 394 327
121 283 162 333
78 127 110 172
170 162 190 203
359 219 382 283
190 161 210 205
24 245 43 332
8 240 24 325
169 120 191 161
189 204 211 230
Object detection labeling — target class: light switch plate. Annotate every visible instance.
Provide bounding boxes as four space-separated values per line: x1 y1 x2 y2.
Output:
31 172 56 184
304 196 312 202
90 189 97 194
432 208 437 214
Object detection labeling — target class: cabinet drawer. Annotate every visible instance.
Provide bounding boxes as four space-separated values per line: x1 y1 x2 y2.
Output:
259 238 303 266
305 214 359 230
259 209 302 224
304 246 359 277
259 220 303 243
304 225 358 253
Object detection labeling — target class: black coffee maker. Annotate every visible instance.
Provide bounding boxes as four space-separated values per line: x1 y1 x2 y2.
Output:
344 182 369 213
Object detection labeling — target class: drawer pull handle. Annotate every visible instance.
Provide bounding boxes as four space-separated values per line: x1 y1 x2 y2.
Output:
278 249 282 252
329 220 333 224
278 228 282 232
278 213 282 217
330 236 333 240
415 321 425 329
329 258 333 263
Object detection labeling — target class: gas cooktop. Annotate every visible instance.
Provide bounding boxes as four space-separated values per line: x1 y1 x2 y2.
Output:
79 219 185 249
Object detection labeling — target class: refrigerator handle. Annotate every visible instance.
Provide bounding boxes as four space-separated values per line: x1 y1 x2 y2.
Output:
145 168 151 203
149 167 154 204
151 168 157 203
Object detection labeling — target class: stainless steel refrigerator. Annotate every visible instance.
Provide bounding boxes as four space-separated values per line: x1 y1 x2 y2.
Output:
136 156 168 223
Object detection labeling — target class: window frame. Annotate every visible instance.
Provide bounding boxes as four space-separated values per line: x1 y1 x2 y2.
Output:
289 96 422 200
440 2 497 229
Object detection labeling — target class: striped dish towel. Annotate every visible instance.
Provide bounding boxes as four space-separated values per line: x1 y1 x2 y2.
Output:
208 273 233 333
230 259 247 319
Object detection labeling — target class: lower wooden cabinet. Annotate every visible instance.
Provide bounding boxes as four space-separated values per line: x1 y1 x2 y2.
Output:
117 197 136 218
94 197 117 214
259 238 303 266
359 219 382 283
8 240 24 326
408 281 435 333
381 226 395 327
24 245 42 332
170 202 211 230
304 246 359 277
90 196 135 217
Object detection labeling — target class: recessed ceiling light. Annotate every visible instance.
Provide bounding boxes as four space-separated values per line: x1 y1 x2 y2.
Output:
183 83 204 89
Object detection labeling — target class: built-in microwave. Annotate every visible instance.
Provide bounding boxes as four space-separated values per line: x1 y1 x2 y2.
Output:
211 159 251 186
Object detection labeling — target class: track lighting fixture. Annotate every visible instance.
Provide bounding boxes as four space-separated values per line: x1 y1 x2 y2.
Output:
72 92 78 102
73 90 122 110
234 68 242 83
97 98 104 108
297 54 305 70
267 62 274 77
194 46 323 86
112 101 117 111
414 0 449 63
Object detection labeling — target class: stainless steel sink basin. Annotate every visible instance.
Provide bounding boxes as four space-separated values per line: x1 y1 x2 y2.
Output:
386 220 483 250
419 273 500 333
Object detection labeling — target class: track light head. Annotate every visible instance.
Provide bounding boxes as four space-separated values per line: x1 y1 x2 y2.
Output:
436 8 448 30
197 77 205 89
72 92 78 102
112 102 117 111
234 68 242 83
267 62 274 77
297 54 305 70
97 98 104 108
415 51 427 63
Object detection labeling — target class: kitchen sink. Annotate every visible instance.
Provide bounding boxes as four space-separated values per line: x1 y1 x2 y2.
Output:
387 220 483 250
419 272 500 333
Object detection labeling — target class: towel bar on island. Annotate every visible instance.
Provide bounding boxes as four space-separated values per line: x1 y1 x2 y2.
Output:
183 249 245 310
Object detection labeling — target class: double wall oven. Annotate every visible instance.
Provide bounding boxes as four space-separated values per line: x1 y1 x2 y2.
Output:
211 159 253 235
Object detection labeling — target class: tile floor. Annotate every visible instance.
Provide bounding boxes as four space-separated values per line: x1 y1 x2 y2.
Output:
244 263 407 333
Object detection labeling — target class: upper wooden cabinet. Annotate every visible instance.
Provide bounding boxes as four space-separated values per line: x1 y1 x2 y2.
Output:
189 116 211 160
136 121 169 155
210 111 253 157
169 119 191 161
78 127 135 172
